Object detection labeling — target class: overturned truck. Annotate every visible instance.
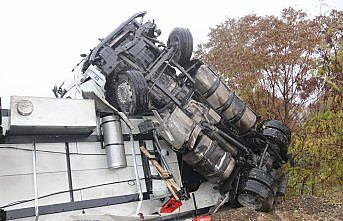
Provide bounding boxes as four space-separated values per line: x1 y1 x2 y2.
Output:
60 11 291 212
0 12 291 220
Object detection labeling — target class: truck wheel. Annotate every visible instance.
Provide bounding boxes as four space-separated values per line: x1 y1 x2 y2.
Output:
261 120 291 140
248 168 275 189
105 70 148 115
262 128 289 148
167 27 193 66
237 179 274 212
260 120 291 161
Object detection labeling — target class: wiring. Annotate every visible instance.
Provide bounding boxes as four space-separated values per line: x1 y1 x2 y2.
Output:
0 146 106 156
0 178 141 209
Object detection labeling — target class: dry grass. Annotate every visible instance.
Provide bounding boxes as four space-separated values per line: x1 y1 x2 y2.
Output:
212 191 343 221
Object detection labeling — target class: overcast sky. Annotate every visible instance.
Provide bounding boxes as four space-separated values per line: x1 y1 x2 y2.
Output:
0 0 341 108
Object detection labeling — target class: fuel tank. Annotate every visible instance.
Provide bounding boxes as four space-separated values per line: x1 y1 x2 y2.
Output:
182 134 236 183
193 65 257 134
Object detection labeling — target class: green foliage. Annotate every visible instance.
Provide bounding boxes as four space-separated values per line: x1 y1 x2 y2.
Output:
287 102 342 196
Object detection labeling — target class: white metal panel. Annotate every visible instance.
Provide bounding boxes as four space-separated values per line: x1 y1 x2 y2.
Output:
70 141 147 201
71 168 146 201
0 139 217 220
0 144 36 176
0 118 217 221
158 140 178 164
71 141 145 169
0 142 71 210
0 171 70 210
0 143 68 176
9 96 96 135
193 182 221 208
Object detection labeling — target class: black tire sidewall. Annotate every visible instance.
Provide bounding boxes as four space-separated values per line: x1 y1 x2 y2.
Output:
167 27 193 66
105 70 148 115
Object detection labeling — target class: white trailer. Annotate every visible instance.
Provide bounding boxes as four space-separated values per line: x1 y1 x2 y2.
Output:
0 96 219 221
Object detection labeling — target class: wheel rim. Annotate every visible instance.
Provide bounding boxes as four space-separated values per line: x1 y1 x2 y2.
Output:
238 193 262 210
116 80 134 113
169 36 182 60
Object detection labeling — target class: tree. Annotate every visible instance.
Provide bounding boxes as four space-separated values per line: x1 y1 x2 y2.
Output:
196 8 342 196
196 8 321 128
287 10 342 196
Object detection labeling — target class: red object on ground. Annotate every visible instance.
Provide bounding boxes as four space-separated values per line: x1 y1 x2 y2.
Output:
160 197 182 213
193 215 212 221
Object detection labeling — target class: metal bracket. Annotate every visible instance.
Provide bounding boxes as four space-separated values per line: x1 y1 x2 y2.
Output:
32 142 39 220
152 110 174 142
209 192 230 215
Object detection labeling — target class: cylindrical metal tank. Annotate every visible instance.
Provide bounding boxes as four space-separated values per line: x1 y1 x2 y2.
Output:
221 93 257 134
193 65 257 134
160 107 195 150
101 115 127 168
182 134 236 183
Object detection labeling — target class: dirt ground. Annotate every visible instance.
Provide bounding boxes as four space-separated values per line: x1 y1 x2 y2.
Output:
211 191 343 221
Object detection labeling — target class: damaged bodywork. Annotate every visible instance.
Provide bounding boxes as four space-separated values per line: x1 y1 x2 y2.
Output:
54 12 291 212
0 12 292 221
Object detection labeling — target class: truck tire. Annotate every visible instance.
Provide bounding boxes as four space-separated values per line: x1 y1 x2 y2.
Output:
167 27 193 66
260 120 291 161
261 120 291 140
237 179 274 212
248 168 275 189
105 70 148 115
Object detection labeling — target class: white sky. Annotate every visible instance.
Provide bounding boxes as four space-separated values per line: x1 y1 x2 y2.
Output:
0 0 341 108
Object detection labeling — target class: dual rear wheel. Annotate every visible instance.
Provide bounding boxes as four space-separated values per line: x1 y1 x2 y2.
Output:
237 168 276 212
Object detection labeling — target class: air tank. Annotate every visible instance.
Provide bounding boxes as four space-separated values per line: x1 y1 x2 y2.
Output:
101 115 127 168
